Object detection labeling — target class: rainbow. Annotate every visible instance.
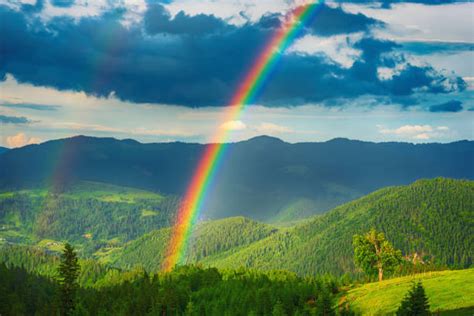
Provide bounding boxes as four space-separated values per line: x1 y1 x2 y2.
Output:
162 1 324 272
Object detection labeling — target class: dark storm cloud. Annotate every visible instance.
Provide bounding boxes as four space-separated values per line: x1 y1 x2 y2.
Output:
0 102 61 111
400 41 474 55
0 4 466 108
0 114 32 124
306 4 382 36
145 4 231 35
50 0 76 8
429 100 463 112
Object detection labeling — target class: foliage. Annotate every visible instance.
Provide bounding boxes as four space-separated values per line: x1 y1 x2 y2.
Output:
58 243 80 316
396 281 430 316
353 229 402 281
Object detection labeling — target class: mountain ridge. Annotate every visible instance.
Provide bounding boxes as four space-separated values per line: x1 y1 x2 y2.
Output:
1 135 472 221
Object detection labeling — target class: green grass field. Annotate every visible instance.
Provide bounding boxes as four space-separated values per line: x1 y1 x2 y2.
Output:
344 269 474 315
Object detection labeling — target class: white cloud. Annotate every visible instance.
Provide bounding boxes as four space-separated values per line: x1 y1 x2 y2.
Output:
220 120 247 131
380 124 434 135
256 122 293 134
343 2 474 43
289 33 363 68
378 124 451 141
6 133 41 148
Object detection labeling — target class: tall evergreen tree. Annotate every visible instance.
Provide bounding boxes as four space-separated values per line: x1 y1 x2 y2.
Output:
396 281 430 316
353 229 402 281
58 243 80 316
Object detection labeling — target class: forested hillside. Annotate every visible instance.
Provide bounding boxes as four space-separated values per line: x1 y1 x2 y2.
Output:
0 181 179 254
107 178 473 275
1 135 472 221
103 217 278 270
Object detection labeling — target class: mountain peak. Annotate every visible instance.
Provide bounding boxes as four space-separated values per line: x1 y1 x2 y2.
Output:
243 135 286 144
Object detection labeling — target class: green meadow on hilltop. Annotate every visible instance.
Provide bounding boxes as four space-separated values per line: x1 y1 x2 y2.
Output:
344 269 474 315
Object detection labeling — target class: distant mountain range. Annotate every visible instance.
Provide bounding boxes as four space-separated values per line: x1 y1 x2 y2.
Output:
0 135 472 220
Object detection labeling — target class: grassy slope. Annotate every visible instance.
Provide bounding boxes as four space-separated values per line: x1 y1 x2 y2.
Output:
344 269 474 315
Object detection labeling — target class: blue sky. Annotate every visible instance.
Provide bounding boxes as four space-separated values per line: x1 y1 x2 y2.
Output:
0 0 473 147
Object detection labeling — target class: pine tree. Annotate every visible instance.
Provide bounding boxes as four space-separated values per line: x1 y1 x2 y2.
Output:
58 243 80 316
396 281 430 315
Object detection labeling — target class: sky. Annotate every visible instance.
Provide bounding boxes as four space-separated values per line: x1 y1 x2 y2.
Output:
0 0 473 147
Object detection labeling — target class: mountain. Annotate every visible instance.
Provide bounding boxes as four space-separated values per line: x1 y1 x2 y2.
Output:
105 178 473 275
0 135 472 221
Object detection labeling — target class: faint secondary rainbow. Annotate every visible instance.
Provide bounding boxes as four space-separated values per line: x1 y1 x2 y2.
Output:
162 1 324 272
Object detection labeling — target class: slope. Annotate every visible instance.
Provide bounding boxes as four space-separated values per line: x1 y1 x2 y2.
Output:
208 178 473 275
0 181 179 254
344 269 474 315
103 216 278 271
108 178 473 276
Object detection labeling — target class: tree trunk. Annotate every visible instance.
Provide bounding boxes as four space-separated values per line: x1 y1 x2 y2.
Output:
378 266 383 282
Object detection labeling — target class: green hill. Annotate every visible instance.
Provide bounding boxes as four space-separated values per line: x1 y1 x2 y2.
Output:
207 178 473 275
0 181 179 254
344 269 474 315
103 217 278 270
109 178 473 275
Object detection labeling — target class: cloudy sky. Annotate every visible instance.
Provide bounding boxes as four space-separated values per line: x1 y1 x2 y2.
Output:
0 0 473 147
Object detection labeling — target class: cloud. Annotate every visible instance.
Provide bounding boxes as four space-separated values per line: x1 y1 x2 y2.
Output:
305 4 381 36
0 114 32 124
145 4 230 35
50 0 75 8
0 3 465 108
220 120 247 131
429 100 463 112
400 41 474 56
378 124 451 140
255 122 293 134
0 102 60 111
6 132 41 148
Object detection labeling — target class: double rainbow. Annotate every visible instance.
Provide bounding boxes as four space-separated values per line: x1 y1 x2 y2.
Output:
162 1 324 272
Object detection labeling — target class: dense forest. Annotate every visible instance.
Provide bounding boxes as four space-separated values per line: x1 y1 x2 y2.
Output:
0 245 347 315
100 178 473 275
